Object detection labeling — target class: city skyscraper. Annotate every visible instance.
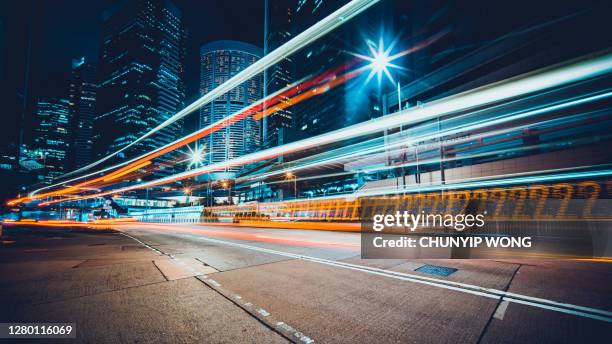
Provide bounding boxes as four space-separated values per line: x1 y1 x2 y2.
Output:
199 40 263 179
291 0 383 139
32 97 71 183
263 0 294 148
68 57 96 169
94 0 186 165
291 0 351 138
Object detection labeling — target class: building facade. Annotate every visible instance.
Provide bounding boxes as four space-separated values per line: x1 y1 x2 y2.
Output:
94 0 186 165
32 97 71 183
263 0 294 148
199 40 263 178
291 0 381 139
68 57 96 169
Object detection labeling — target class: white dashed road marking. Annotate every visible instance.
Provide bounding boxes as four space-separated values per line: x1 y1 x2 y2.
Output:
257 308 271 317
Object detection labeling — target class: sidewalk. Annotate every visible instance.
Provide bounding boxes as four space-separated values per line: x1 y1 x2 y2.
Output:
0 226 289 343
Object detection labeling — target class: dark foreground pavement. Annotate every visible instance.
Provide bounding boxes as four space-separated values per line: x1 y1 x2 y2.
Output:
0 224 610 343
0 227 289 344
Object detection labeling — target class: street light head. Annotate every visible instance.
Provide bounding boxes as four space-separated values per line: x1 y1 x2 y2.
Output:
285 171 294 179
221 181 228 188
371 50 390 73
350 36 402 85
184 187 191 195
189 151 201 165
187 144 205 169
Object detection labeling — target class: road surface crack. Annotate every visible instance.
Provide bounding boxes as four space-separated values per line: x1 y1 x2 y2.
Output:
476 263 522 344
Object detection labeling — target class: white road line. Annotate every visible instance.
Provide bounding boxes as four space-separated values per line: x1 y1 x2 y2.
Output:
185 234 612 323
276 322 315 344
120 232 164 255
257 308 271 317
208 279 221 287
199 270 315 343
295 332 315 344
493 300 510 320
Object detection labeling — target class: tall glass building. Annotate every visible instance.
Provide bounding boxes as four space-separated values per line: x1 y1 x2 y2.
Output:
291 0 382 140
32 98 71 183
199 40 263 179
94 0 186 165
68 57 96 169
263 0 294 148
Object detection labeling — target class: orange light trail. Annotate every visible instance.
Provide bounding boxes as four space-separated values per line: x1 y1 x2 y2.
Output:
12 34 448 206
254 66 364 121
1 218 137 229
117 223 360 251
102 161 152 182
37 67 369 207
9 61 360 206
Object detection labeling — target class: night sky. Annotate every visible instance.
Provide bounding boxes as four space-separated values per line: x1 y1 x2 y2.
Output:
27 0 263 98
1 0 606 150
0 0 265 146
0 0 607 202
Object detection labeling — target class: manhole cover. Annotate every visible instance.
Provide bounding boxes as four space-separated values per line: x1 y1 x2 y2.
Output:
415 264 458 277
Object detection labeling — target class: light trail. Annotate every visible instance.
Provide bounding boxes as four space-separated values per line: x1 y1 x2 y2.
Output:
123 223 360 250
54 0 381 179
1 218 138 229
354 168 612 198
101 161 151 182
23 29 447 203
248 136 611 189
33 53 612 206
253 66 366 121
22 75 345 201
240 91 612 182
24 58 363 202
218 166 612 206
231 105 611 192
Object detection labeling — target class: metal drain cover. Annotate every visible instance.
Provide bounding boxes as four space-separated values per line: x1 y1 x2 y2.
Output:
415 264 458 277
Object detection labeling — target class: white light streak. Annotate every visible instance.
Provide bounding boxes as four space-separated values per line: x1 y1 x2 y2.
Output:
56 0 381 179
38 53 612 204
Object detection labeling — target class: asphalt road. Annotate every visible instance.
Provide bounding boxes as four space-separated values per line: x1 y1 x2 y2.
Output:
117 223 612 343
1 223 610 343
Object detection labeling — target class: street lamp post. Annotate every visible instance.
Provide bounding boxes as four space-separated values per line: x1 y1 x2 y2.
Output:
285 172 297 199
145 187 150 222
184 187 192 205
221 181 231 204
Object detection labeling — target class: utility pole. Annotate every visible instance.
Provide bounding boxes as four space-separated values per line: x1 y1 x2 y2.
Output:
438 117 446 186
397 81 401 112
